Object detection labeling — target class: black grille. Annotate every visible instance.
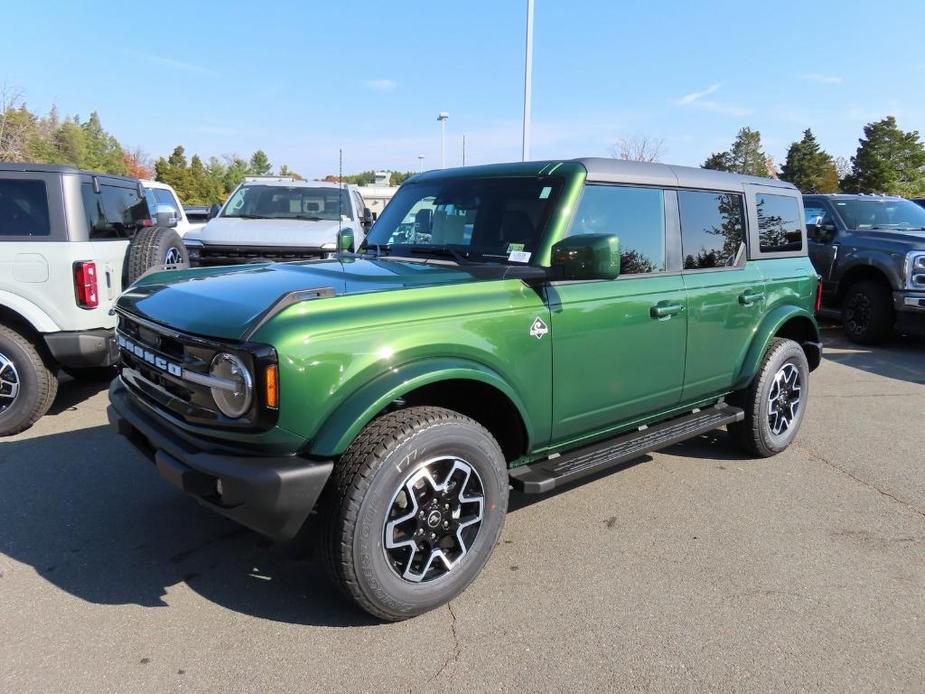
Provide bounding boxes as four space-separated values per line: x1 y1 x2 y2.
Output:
195 244 327 267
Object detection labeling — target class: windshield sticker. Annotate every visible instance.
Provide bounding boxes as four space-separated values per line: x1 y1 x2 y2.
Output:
508 250 531 263
507 242 525 253
539 186 552 199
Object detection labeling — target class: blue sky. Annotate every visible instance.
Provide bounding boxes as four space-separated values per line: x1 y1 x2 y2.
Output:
3 0 924 178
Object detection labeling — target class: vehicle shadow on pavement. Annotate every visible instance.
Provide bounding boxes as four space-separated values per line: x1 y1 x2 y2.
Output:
820 328 925 386
0 425 377 627
46 374 113 415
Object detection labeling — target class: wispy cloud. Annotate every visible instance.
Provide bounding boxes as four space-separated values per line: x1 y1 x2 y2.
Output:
130 51 217 76
364 79 397 92
676 83 750 117
801 73 843 84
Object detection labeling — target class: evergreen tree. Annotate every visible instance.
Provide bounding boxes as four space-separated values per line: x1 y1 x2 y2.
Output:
841 116 925 196
248 149 272 176
780 129 839 193
702 127 770 177
278 164 304 180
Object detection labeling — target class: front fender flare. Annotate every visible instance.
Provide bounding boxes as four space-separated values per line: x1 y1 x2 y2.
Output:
308 357 534 458
734 305 819 389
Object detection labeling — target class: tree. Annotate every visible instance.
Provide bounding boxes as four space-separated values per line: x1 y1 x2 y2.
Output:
0 85 34 162
81 111 128 175
278 164 304 180
779 129 839 193
611 135 666 162
841 116 925 196
248 149 272 176
702 127 770 177
123 147 153 179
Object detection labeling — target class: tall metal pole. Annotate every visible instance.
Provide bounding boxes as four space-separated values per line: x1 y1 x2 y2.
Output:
438 112 449 168
522 0 534 162
462 134 467 166
418 154 425 173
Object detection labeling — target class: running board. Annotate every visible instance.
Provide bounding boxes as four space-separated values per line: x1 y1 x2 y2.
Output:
509 404 744 494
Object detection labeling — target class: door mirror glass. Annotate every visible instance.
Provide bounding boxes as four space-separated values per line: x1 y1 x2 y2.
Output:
339 228 354 251
362 207 374 228
550 233 621 280
208 203 221 219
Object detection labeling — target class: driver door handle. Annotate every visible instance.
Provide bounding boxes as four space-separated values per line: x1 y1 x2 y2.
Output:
650 302 684 319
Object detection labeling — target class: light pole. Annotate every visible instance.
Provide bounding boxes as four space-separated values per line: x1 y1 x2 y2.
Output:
522 0 534 161
417 154 425 173
437 112 449 168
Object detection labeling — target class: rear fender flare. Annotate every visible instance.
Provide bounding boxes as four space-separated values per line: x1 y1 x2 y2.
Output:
308 357 533 457
0 290 60 333
734 305 819 389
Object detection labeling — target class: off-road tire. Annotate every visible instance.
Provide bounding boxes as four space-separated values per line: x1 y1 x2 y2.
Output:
729 337 809 458
0 325 58 436
318 406 508 621
125 227 188 285
841 280 893 345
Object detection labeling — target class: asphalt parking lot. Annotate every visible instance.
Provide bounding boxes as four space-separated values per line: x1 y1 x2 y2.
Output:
1 326 923 693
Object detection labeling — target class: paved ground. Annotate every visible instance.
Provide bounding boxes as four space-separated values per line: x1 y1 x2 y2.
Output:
1 326 923 693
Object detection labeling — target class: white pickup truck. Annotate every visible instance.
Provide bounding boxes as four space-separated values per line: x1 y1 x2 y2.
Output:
182 178 373 265
0 163 188 435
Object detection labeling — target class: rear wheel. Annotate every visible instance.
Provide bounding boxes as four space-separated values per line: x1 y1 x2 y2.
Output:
841 280 893 344
319 406 508 621
0 325 58 436
125 227 189 284
729 337 809 457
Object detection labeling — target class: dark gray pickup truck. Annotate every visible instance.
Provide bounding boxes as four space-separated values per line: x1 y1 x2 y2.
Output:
804 194 925 343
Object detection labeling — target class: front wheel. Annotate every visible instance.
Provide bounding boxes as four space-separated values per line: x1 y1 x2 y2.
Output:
319 406 508 621
729 337 809 457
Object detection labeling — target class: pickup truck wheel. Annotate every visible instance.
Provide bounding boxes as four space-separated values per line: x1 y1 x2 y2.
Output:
0 325 58 436
729 337 809 458
125 227 189 284
842 280 893 344
319 406 508 621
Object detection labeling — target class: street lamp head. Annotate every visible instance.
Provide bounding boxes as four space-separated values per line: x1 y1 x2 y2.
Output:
437 112 449 121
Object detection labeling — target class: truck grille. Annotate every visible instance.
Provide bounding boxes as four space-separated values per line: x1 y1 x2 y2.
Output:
116 312 277 430
194 244 328 267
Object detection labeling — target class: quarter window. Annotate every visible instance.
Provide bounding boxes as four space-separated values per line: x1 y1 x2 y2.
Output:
0 179 50 237
679 191 745 269
568 185 666 274
757 193 803 253
83 183 150 239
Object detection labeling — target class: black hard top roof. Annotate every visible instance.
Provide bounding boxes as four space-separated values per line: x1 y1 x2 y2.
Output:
0 161 141 184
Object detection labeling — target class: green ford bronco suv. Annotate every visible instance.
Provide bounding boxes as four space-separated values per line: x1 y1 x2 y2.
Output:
108 159 821 620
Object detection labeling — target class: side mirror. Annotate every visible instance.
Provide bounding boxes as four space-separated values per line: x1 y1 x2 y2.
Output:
208 203 221 219
339 228 354 252
809 222 836 242
371 211 378 222
154 204 178 228
362 207 374 228
550 233 621 280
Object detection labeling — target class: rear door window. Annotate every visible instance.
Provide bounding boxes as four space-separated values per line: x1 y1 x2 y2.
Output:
756 193 803 253
0 179 51 237
678 191 745 269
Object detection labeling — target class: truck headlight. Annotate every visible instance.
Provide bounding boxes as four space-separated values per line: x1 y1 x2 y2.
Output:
914 254 925 272
209 352 253 418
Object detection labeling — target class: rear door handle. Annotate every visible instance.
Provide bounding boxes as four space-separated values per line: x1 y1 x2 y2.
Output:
650 302 684 319
738 291 765 306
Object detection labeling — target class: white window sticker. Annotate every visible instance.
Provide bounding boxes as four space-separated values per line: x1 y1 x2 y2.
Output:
539 186 552 199
508 250 532 263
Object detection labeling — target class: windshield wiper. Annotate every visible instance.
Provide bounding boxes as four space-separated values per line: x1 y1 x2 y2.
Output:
407 246 474 264
230 213 271 219
291 215 326 221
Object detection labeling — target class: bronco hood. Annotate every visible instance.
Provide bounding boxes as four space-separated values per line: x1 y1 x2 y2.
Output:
117 258 483 340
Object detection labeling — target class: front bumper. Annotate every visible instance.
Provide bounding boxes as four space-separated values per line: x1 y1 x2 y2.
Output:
108 378 332 541
44 328 119 368
895 290 925 314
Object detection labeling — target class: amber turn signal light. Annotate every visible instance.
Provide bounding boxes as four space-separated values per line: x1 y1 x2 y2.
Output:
264 364 279 409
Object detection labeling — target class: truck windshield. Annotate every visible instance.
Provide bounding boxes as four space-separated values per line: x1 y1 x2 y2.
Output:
833 198 925 230
362 176 563 262
222 185 353 221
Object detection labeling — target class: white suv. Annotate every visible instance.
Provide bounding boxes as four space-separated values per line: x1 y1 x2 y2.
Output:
182 178 373 266
142 179 206 236
0 163 188 435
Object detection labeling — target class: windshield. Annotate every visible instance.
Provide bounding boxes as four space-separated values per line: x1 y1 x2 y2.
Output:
221 185 353 221
362 176 563 263
832 198 925 230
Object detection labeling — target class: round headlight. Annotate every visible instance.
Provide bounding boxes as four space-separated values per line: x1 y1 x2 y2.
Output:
209 352 253 418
